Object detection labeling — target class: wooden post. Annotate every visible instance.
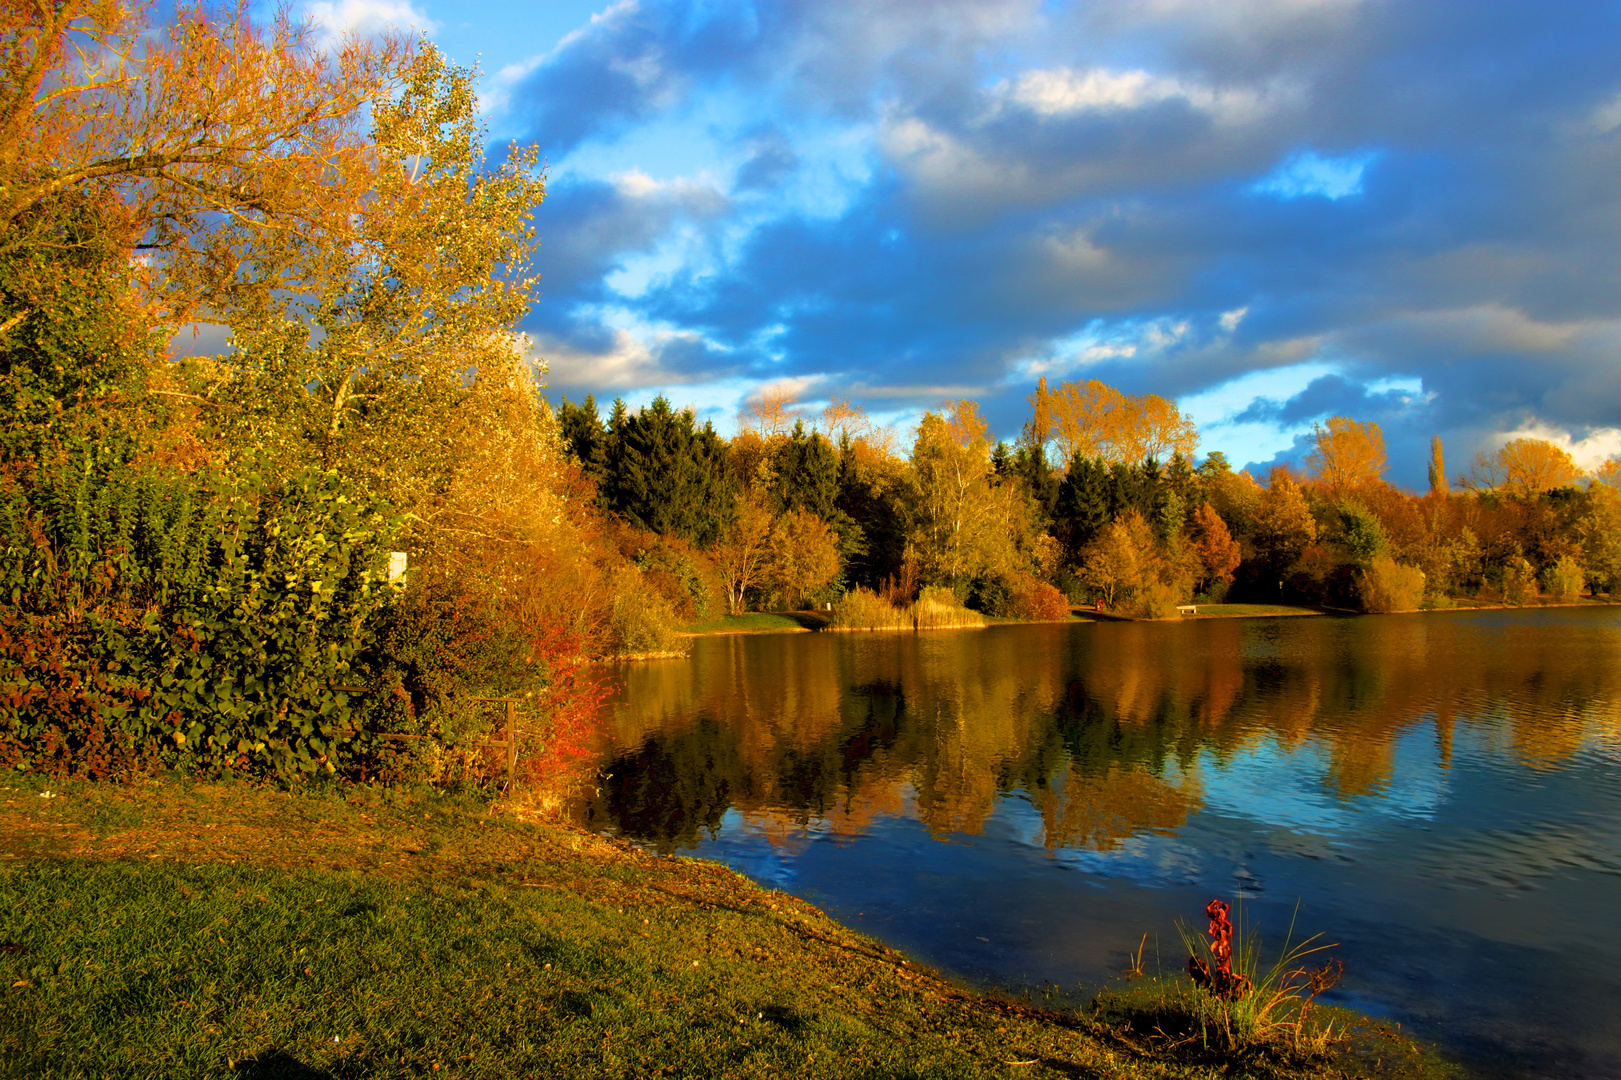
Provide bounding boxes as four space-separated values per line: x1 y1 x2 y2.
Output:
505 700 518 788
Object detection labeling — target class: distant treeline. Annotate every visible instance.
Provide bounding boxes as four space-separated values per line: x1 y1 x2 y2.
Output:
554 386 1620 623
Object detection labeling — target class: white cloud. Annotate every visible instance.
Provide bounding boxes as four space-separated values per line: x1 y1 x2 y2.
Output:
1219 306 1249 333
477 0 639 113
1003 68 1186 115
1020 315 1208 378
532 326 695 390
1588 94 1621 135
303 0 438 41
995 67 1272 125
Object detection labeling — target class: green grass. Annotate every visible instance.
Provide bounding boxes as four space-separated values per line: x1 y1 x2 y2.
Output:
1181 604 1324 619
682 612 825 635
0 778 1459 1079
1091 978 1461 1080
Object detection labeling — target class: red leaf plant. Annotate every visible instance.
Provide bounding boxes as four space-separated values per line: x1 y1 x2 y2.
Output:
1186 898 1252 1001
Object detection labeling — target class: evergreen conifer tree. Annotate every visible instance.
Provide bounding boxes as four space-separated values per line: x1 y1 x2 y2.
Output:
556 395 609 483
1055 454 1113 551
602 396 734 545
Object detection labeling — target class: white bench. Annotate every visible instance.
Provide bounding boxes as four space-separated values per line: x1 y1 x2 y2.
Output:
1176 604 1198 616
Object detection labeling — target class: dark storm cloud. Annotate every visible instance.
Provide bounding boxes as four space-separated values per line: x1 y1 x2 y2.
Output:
504 0 1620 481
503 1 759 158
1234 374 1420 427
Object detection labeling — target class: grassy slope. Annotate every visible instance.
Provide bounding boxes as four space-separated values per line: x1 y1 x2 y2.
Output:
0 780 1457 1080
1181 604 1324 619
682 612 823 635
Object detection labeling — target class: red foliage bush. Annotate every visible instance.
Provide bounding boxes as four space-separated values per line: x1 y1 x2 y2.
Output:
1011 579 1071 621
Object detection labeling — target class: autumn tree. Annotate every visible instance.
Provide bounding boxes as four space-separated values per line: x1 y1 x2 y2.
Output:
1426 436 1448 496
1305 417 1387 491
1080 513 1149 610
907 402 999 584
739 382 804 437
714 493 776 614
1578 485 1621 596
3 1 411 323
208 45 545 548
1252 469 1318 571
1480 438 1585 495
1190 503 1241 592
1199 453 1261 542
1028 377 1197 466
770 508 841 607
1079 510 1183 612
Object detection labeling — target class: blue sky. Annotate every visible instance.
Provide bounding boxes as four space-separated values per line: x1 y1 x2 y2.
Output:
309 0 1620 487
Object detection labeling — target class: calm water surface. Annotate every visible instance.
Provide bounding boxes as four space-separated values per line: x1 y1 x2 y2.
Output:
573 608 1621 1079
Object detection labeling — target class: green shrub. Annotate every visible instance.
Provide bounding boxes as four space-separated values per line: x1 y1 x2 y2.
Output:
1359 556 1426 613
0 453 399 779
635 536 725 623
1501 556 1538 606
1542 554 1585 601
967 572 1015 617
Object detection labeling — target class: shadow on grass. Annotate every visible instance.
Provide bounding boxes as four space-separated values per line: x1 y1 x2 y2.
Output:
232 1051 336 1080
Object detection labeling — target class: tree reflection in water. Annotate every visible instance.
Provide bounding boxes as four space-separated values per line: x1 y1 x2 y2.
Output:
578 611 1621 855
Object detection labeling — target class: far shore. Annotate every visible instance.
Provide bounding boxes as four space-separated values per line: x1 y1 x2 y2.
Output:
677 596 1617 638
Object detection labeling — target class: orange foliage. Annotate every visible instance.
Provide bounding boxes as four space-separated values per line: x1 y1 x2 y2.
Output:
1191 502 1241 587
1305 417 1387 490
3 1 412 320
1496 438 1584 494
1029 376 1198 465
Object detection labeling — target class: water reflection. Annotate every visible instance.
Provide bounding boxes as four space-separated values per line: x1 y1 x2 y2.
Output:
576 609 1621 1078
582 612 1621 854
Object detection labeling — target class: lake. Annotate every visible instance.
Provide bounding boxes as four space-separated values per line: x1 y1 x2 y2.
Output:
572 608 1621 1078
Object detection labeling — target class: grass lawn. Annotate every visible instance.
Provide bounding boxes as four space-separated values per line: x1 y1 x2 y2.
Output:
683 612 829 635
0 779 1460 1079
1180 604 1325 619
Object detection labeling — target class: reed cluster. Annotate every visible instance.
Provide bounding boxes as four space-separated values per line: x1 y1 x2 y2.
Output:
828 586 985 631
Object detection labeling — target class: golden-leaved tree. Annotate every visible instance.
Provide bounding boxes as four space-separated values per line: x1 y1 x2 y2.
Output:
210 44 547 550
906 400 1033 586
1028 376 1198 466
2 1 409 322
1305 416 1387 491
1469 437 1585 495
1252 469 1318 571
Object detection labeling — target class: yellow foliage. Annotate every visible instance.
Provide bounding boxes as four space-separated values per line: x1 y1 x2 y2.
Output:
1306 417 1387 490
1359 556 1425 613
1028 376 1198 465
1471 438 1585 494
